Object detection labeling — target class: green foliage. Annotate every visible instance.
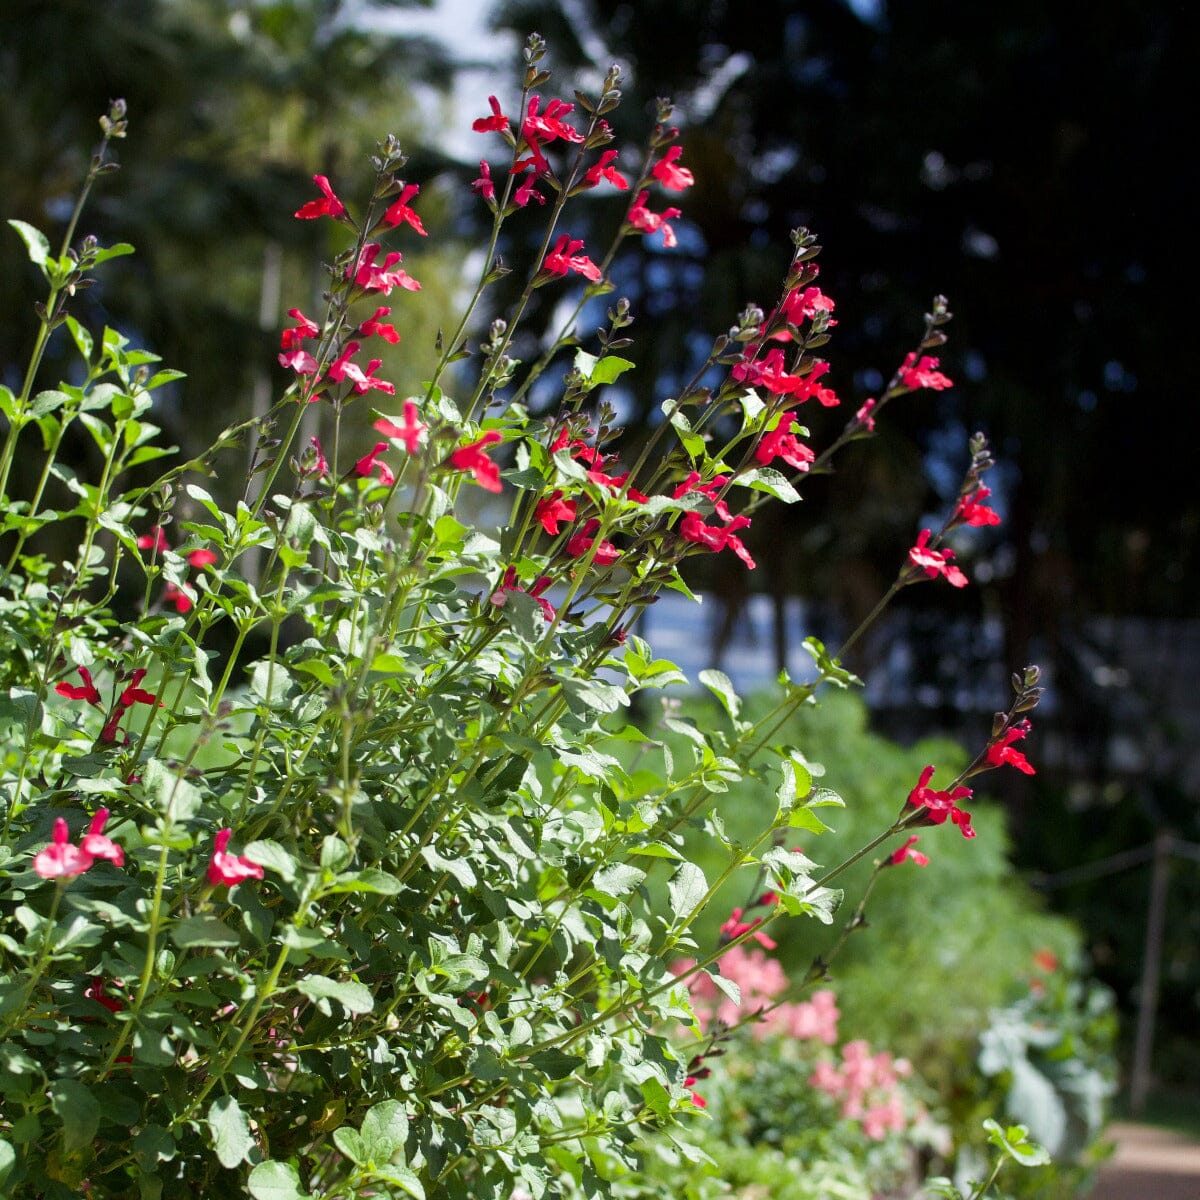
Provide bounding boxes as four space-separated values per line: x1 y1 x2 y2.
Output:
0 41 1070 1200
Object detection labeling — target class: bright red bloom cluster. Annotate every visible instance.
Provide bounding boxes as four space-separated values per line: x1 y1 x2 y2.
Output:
294 174 346 220
327 341 395 396
899 353 953 391
956 485 1001 527
733 350 840 407
354 442 395 487
651 144 694 191
490 566 556 623
719 906 777 950
628 190 681 248
755 412 815 472
208 828 265 887
349 244 421 295
907 765 975 838
56 667 161 742
889 834 930 868
908 529 968 588
535 490 577 535
986 720 1036 774
680 512 755 569
543 235 602 283
374 403 427 454
33 810 124 880
566 518 621 565
450 432 504 493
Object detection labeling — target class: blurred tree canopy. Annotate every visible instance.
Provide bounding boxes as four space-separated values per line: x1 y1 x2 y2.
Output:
0 0 463 474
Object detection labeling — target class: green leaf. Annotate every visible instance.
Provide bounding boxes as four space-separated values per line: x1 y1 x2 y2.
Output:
8 219 49 268
171 916 241 948
370 1165 425 1198
526 1049 583 1080
92 241 135 266
984 1118 1052 1167
667 862 707 922
49 1079 100 1153
325 869 401 896
295 975 374 1015
248 1160 309 1200
698 668 741 721
64 316 94 360
244 840 298 882
208 1095 255 1168
0 1138 15 1187
738 466 801 504
591 355 635 386
332 1127 366 1165
590 863 646 897
360 1099 407 1162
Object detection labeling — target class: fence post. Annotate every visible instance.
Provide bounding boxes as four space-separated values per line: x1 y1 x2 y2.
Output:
1129 830 1173 1117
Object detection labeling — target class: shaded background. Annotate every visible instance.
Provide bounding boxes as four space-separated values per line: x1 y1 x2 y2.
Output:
2 0 1194 1113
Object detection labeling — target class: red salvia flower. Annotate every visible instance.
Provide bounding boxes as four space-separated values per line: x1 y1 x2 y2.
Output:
651 144 694 190
374 402 427 454
359 306 401 344
450 432 504 493
908 529 968 588
56 667 101 705
907 766 976 838
382 183 427 235
208 828 265 887
294 174 346 220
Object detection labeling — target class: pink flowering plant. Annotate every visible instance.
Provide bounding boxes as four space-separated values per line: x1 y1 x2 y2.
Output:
0 42 1048 1199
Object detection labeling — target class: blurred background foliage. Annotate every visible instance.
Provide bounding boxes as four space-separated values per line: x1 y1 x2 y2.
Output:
1 0 1192 1121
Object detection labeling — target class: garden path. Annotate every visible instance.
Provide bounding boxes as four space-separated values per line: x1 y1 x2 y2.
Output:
1090 1122 1200 1199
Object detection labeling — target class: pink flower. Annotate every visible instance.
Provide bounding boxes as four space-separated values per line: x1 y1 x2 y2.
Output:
733 348 837 402
349 244 421 294
565 518 621 565
956 486 1001 528
754 412 815 472
583 150 629 190
294 174 346 220
187 548 218 568
137 526 169 553
374 402 427 454
535 490 577 535
628 190 681 248
450 431 503 493
780 989 840 1044
359 306 401 345
80 808 124 867
651 144 694 190
84 977 125 1014
907 765 975 838
382 183 427 235
899 353 953 391
354 442 396 488
908 528 968 587
679 512 756 569
301 436 329 477
986 720 1036 775
472 95 510 134
34 817 95 880
56 667 101 705
208 828 264 887
472 160 496 205
543 235 602 283
889 835 930 867
855 398 877 431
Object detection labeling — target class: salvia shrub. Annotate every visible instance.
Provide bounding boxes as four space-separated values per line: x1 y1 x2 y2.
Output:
1 38 1049 1200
